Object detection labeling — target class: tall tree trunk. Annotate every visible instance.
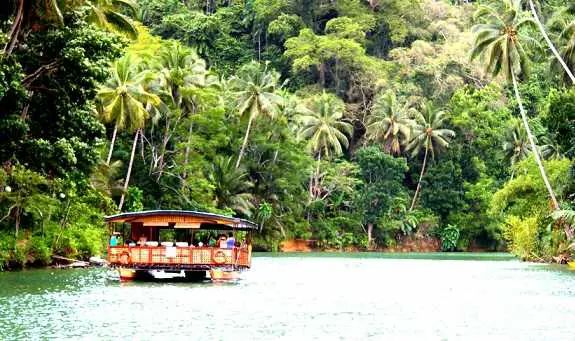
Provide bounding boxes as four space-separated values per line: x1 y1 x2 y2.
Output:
318 64 326 88
14 206 21 240
367 222 373 249
511 71 559 211
529 0 575 85
311 153 321 199
236 116 254 168
106 125 118 165
182 119 194 179
118 129 140 211
410 144 429 211
4 0 25 55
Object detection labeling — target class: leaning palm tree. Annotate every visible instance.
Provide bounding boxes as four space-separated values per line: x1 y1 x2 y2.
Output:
526 0 575 84
406 105 455 211
97 55 160 210
209 156 255 217
366 90 416 155
229 61 284 168
470 0 560 210
297 91 353 199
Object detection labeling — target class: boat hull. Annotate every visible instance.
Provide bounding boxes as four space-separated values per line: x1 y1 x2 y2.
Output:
209 269 240 281
568 261 575 270
118 268 136 281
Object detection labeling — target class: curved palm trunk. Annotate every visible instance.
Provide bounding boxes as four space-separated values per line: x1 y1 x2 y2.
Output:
106 125 118 165
511 71 559 211
236 116 254 169
4 0 25 55
529 0 575 85
410 144 429 211
118 129 140 211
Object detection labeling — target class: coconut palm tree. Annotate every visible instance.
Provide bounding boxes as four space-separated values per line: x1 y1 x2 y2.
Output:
81 0 139 39
2 0 138 55
149 43 217 179
98 55 159 164
209 156 254 217
97 55 160 210
230 61 283 168
297 91 353 199
90 160 125 197
406 105 455 211
503 119 533 171
526 0 575 84
551 19 575 85
366 90 416 155
470 0 559 210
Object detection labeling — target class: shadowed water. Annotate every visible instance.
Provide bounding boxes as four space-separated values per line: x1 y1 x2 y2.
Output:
1 253 575 340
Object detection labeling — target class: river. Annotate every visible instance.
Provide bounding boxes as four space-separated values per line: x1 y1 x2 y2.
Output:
1 253 575 340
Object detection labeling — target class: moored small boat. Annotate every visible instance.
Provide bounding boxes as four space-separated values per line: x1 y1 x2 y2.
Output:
568 261 575 270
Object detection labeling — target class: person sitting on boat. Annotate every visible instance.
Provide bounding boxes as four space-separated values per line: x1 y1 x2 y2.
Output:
138 236 147 247
208 235 216 247
218 235 227 248
110 233 118 247
227 233 235 248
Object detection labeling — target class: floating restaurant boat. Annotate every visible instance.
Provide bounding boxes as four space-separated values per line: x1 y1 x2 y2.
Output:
105 210 257 281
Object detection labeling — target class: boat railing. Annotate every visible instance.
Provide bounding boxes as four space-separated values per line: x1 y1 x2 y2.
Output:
108 245 251 268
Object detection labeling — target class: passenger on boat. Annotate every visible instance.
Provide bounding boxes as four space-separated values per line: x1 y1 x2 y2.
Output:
218 235 227 248
208 235 216 247
109 234 118 247
138 236 147 246
227 233 235 248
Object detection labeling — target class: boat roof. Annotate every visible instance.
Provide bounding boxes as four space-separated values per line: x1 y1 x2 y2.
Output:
104 210 258 231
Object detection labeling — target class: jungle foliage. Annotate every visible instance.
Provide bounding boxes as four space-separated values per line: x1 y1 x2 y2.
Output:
2 0 575 268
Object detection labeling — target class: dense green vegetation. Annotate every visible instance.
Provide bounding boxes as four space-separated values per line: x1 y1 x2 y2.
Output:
1 0 575 268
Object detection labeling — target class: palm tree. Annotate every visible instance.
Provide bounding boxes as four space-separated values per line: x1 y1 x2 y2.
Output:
527 0 575 84
406 105 455 211
297 91 353 199
503 119 533 173
3 0 138 55
90 160 125 197
149 43 216 179
209 156 254 217
366 90 416 155
230 61 283 168
470 0 559 211
551 19 575 85
98 55 158 164
97 55 160 210
81 0 139 39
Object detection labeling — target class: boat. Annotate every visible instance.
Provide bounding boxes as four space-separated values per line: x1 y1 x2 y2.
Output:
568 261 575 270
105 210 257 282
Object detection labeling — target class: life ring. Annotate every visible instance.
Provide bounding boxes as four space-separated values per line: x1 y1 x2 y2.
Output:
119 251 132 265
212 250 227 264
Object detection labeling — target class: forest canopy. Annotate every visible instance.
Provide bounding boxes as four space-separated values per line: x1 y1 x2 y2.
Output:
1 0 575 268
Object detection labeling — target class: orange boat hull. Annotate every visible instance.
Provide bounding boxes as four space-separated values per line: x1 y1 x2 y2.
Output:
209 269 240 281
118 268 136 281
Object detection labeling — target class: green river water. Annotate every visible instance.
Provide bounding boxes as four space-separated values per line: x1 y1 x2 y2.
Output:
1 253 575 340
